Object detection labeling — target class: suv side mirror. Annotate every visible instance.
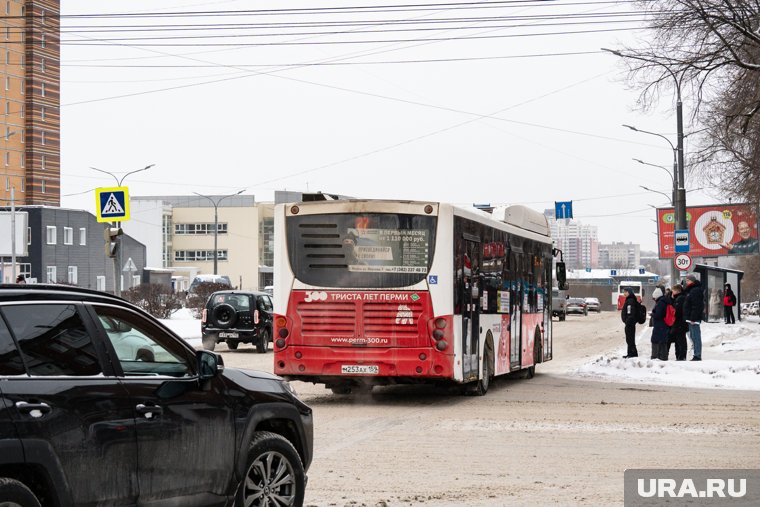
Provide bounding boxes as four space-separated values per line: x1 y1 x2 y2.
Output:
556 261 569 291
197 350 224 380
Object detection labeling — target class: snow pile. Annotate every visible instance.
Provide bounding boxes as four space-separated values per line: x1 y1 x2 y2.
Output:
160 307 202 348
574 317 760 390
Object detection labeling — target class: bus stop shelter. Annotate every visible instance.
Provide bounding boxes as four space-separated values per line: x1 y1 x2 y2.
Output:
692 264 744 322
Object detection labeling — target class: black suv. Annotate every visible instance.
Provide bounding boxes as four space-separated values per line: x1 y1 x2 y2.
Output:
0 285 312 507
202 291 273 353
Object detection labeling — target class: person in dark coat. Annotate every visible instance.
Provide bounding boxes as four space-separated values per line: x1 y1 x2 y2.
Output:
620 287 639 358
723 283 737 324
650 287 669 360
668 284 688 360
683 274 705 361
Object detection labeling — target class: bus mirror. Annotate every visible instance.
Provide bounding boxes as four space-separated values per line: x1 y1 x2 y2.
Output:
556 262 568 291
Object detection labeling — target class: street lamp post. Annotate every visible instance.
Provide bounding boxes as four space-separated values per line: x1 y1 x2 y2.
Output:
193 190 245 275
633 157 676 209
604 48 689 277
91 164 155 296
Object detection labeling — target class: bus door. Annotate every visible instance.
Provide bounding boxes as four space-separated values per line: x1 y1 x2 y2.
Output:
509 281 521 370
461 236 481 381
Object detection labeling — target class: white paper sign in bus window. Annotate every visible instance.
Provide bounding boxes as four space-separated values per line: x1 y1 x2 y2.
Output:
346 227 430 273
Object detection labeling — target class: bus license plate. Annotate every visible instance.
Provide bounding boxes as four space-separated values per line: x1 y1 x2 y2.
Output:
219 332 239 338
341 365 379 375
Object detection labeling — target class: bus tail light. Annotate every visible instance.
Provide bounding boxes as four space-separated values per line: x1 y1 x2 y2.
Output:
274 315 290 349
436 340 447 351
428 316 452 348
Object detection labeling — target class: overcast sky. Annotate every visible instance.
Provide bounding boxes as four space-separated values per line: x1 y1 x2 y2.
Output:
59 0 719 252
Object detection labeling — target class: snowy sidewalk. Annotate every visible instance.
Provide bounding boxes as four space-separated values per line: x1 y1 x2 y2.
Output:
573 316 760 390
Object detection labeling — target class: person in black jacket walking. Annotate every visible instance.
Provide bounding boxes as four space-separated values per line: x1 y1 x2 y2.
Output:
668 284 688 360
683 274 705 361
620 288 639 358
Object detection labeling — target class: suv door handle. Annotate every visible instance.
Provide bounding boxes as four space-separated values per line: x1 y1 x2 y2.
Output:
135 403 163 418
16 401 51 418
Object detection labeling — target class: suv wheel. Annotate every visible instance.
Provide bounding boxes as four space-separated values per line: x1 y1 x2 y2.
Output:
227 341 239 350
0 478 41 507
256 329 270 354
236 431 305 507
211 303 238 329
201 334 217 351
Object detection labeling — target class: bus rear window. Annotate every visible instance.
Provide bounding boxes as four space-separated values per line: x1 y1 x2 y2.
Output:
286 213 437 288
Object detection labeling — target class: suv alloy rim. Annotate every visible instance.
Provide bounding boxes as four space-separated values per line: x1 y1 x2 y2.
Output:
243 450 297 506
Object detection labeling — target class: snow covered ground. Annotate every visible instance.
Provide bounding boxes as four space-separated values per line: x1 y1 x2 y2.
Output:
160 307 202 348
160 308 760 391
573 315 760 391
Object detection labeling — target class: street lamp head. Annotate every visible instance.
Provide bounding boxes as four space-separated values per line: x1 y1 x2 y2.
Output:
600 47 623 57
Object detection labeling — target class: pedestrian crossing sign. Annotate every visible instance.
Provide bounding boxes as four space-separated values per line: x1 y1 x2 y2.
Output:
95 187 130 223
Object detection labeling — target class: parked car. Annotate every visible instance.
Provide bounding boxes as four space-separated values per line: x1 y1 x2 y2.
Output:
566 297 588 316
552 288 567 321
0 284 312 507
188 274 232 294
202 290 273 353
741 300 759 316
584 297 601 313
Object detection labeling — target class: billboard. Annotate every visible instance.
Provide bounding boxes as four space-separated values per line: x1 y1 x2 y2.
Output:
656 203 759 258
0 211 29 256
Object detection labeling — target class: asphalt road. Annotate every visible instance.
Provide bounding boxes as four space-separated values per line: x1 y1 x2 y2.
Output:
218 311 760 506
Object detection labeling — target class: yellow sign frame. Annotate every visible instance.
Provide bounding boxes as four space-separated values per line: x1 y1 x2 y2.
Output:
95 186 130 223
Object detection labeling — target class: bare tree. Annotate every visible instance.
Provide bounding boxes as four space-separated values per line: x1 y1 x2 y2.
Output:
615 0 760 200
186 282 233 318
123 283 183 319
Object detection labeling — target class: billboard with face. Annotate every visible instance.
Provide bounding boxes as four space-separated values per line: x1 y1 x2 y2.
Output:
656 204 759 258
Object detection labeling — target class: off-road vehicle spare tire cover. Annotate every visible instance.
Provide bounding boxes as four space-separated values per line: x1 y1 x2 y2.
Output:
211 303 238 329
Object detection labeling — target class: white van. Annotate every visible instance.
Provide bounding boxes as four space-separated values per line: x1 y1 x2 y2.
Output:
552 287 567 321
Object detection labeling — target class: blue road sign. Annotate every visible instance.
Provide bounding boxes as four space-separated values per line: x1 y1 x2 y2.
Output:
674 229 690 253
95 187 130 223
555 201 573 219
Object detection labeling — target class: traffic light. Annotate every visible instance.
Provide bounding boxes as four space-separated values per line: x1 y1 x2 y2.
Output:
104 227 123 257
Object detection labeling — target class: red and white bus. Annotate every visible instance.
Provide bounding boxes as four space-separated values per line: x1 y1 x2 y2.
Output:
272 199 560 395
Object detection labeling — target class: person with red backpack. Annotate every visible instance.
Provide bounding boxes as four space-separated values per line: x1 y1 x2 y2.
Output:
723 283 737 324
650 287 670 360
668 284 688 360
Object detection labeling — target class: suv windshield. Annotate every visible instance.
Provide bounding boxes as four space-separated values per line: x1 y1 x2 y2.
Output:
286 212 437 288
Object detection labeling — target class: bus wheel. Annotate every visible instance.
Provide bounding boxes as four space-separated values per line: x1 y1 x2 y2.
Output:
473 346 494 396
524 334 542 379
329 385 352 395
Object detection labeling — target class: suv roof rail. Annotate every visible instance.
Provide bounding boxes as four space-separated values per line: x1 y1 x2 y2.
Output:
0 283 126 301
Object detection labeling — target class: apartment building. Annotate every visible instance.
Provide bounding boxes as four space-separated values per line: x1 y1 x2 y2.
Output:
545 209 599 270
127 195 274 291
599 241 641 269
1 1 59 206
